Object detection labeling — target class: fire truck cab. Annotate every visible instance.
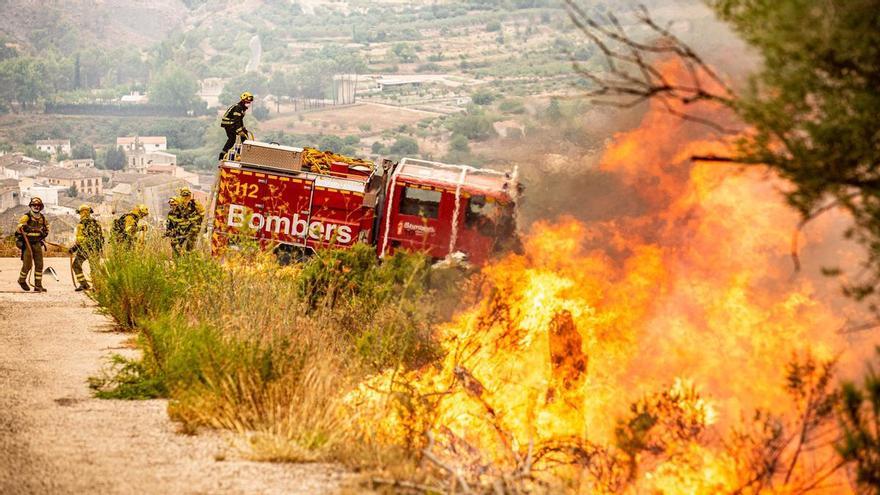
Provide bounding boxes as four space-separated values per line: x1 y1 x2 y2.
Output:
379 158 519 264
210 141 520 265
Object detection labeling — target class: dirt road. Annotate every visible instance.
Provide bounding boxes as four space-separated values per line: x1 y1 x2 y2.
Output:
0 257 347 494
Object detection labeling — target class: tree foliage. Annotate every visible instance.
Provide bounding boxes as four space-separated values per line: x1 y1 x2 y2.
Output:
148 65 200 110
449 134 470 153
0 57 50 110
219 71 269 107
102 146 126 171
389 136 419 157
391 43 418 63
72 143 96 160
448 111 497 141
471 89 495 106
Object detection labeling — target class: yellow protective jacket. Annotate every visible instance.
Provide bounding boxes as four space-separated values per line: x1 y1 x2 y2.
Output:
166 199 205 240
18 211 48 241
75 217 104 255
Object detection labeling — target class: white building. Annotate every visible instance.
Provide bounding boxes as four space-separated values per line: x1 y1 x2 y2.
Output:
57 158 95 169
35 139 71 156
126 150 177 174
19 180 64 208
198 78 225 109
120 92 148 104
116 136 167 152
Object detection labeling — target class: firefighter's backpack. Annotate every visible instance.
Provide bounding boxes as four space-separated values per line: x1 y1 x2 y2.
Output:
112 213 135 239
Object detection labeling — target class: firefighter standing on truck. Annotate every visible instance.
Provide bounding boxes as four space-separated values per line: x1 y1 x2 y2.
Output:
165 187 204 256
15 197 49 292
219 91 254 160
112 204 149 246
71 205 104 291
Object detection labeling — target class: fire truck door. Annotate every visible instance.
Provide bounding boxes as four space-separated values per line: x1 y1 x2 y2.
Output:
386 183 451 257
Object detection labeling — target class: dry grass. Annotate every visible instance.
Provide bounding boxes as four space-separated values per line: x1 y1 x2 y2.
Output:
88 237 466 467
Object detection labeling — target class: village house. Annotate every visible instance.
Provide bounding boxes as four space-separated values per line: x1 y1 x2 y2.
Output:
131 175 189 218
126 150 177 174
146 163 199 186
18 179 64 209
58 197 112 217
36 167 105 197
106 173 141 207
0 154 44 179
35 139 71 156
58 159 95 169
116 136 167 152
105 172 186 218
197 78 225 108
0 178 19 212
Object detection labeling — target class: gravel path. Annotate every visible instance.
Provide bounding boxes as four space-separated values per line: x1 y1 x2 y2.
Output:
0 257 348 495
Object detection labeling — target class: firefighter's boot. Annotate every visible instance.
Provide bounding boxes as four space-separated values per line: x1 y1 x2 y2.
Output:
18 280 30 291
33 285 46 293
75 282 90 292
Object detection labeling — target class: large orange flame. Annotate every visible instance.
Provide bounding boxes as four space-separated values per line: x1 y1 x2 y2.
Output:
349 64 874 493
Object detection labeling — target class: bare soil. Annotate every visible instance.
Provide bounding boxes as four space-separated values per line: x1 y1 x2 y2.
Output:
0 257 348 495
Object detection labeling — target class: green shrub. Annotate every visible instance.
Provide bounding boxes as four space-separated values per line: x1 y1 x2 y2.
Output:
90 240 179 330
499 98 525 114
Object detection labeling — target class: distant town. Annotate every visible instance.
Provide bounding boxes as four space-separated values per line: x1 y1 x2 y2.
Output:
0 136 212 246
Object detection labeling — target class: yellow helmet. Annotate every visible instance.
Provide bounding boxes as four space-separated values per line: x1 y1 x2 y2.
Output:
78 204 93 214
133 204 149 216
28 197 44 209
240 91 254 102
168 197 179 206
178 187 192 197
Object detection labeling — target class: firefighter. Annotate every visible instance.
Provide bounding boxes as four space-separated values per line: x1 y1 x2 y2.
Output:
219 91 254 160
15 197 49 292
71 205 104 291
165 187 205 256
112 204 149 246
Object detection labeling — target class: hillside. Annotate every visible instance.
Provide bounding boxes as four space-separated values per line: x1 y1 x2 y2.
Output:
0 0 188 53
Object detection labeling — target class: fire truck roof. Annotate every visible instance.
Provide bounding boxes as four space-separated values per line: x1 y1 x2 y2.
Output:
396 158 516 197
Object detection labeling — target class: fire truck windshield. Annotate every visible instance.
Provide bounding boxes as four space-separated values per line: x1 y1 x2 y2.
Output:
400 186 441 218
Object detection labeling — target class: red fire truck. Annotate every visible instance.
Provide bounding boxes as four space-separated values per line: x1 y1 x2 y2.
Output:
210 140 520 264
